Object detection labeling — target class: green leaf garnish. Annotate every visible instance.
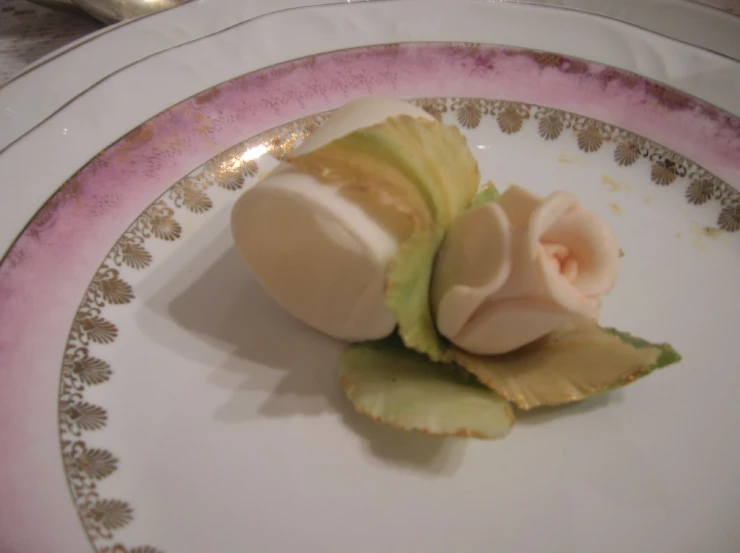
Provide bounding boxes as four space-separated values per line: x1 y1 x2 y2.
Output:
384 227 449 361
340 336 515 439
470 181 500 207
287 114 483 360
287 115 480 230
453 321 681 410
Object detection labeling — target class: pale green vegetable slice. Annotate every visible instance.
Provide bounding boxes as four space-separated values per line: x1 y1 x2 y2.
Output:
386 181 504 360
453 321 681 410
470 181 500 207
286 114 480 230
340 337 515 439
288 114 483 357
384 227 449 361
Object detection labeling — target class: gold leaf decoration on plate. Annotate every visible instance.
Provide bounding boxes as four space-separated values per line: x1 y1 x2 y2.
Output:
577 125 603 152
182 182 213 214
456 100 482 129
64 402 108 431
137 202 182 241
414 97 448 121
222 159 259 191
614 140 641 166
75 447 119 480
149 213 182 241
497 107 524 134
205 144 260 191
686 179 715 205
537 112 563 140
265 130 301 160
71 355 112 386
718 204 740 232
95 271 135 306
651 159 678 185
86 499 133 531
117 240 152 270
76 315 118 345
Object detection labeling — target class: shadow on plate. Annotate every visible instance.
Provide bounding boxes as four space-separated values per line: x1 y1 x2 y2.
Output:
141 224 464 475
139 221 619 475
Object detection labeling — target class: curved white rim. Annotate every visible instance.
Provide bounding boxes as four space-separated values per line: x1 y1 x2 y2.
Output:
0 0 739 153
1 0 739 259
0 0 363 150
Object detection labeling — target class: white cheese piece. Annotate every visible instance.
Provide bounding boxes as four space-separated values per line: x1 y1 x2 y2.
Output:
231 97 433 340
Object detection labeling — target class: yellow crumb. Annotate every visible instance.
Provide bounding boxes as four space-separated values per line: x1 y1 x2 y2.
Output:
557 153 587 165
601 175 630 193
608 202 622 215
702 226 723 239
688 222 723 252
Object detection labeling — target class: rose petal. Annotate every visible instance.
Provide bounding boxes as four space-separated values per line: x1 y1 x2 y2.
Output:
542 209 620 296
485 192 596 318
433 202 512 339
454 299 571 355
527 191 579 251
524 191 602 318
495 185 543 227
537 244 601 318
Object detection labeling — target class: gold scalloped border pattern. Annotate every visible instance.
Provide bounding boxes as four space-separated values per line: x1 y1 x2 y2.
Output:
58 98 738 553
418 98 740 222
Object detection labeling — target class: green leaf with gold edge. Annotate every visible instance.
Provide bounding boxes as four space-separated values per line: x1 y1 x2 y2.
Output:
384 226 449 361
389 180 503 361
286 115 480 230
288 114 508 368
340 336 515 439
452 320 681 410
287 114 483 361
470 181 500 207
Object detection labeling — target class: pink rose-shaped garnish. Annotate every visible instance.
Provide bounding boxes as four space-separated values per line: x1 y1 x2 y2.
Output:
432 186 620 355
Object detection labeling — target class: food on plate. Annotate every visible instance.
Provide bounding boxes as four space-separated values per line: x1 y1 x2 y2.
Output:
432 185 620 355
231 97 681 439
340 336 514 439
231 97 478 342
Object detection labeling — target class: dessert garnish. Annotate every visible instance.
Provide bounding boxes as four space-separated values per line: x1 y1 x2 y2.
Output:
231 97 681 439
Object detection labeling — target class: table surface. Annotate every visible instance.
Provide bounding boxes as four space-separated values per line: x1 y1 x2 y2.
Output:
0 0 738 86
0 0 100 85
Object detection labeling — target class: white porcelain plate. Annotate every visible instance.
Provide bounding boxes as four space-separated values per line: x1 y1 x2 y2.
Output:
1 2 739 553
3 0 740 152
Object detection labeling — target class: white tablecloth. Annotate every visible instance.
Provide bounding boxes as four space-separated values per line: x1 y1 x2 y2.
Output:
0 0 738 86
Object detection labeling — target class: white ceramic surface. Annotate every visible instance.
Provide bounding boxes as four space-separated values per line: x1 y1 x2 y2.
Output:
1 0 740 259
1 1 739 553
0 0 367 151
1 0 740 152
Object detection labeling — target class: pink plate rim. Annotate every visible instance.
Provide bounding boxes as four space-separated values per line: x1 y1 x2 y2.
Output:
0 42 739 553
